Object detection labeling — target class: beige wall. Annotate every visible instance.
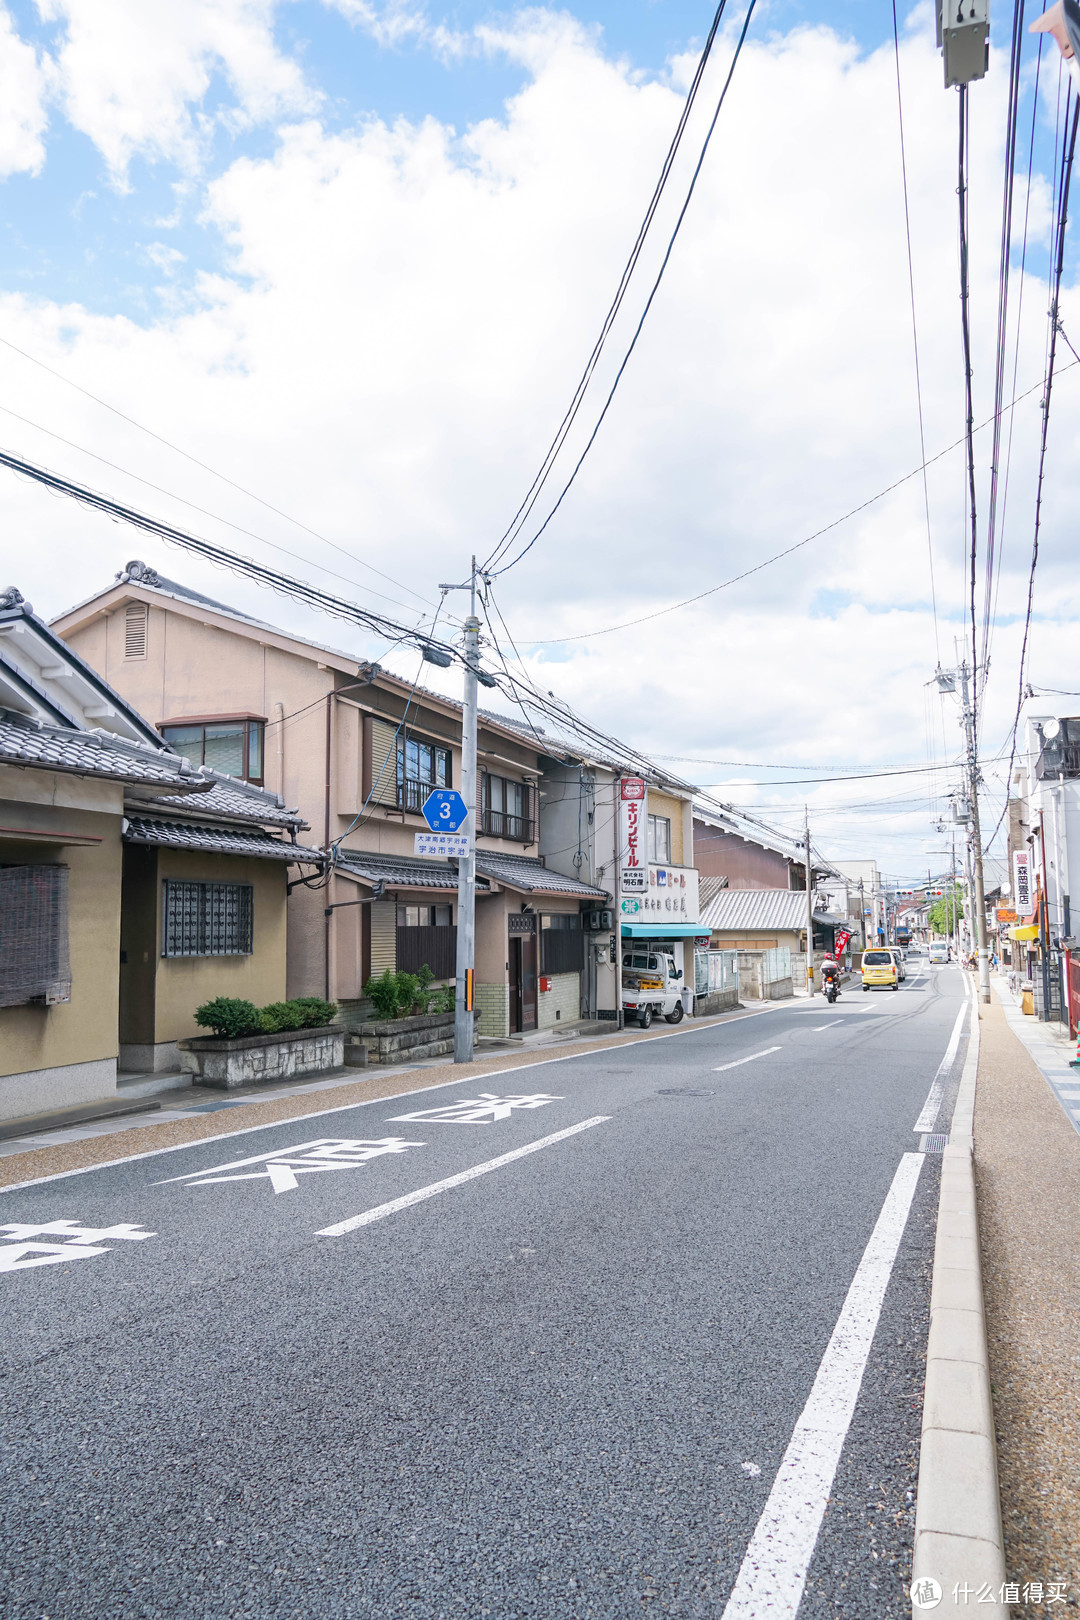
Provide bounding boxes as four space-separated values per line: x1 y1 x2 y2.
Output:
0 772 124 1115
149 849 289 1042
648 790 687 866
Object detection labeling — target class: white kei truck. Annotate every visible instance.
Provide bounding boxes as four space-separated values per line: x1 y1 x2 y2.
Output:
621 949 687 1028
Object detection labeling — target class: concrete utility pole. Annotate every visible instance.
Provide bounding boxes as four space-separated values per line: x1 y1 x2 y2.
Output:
454 561 480 1063
804 808 814 997
959 661 992 1002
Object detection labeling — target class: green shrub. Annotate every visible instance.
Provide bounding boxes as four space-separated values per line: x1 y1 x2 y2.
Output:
290 996 338 1028
260 1001 306 1034
364 969 451 1020
365 969 405 1021
194 997 262 1039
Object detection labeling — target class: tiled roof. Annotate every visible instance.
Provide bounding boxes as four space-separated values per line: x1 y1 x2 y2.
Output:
335 850 466 890
140 772 303 827
0 711 201 787
124 816 323 862
699 887 841 932
475 850 607 897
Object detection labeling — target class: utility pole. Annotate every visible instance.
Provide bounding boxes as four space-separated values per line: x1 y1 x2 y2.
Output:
804 808 815 997
959 660 992 1002
452 560 480 1062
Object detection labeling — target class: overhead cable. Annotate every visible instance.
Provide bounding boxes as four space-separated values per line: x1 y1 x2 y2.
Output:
0 445 460 661
486 0 759 578
0 330 435 610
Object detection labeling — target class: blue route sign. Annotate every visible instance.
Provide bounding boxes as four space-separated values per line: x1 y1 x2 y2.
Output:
421 789 470 834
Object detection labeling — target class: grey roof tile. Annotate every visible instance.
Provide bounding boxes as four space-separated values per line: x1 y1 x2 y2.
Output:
0 711 201 787
124 816 323 862
699 887 844 932
474 850 607 897
144 773 303 827
335 850 463 890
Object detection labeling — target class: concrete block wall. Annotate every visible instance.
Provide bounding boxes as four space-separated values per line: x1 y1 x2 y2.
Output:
538 972 581 1030
476 981 509 1039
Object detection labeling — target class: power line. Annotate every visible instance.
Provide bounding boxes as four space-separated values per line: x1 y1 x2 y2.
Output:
486 0 759 578
481 0 732 573
0 330 435 610
891 0 939 661
0 398 443 623
0 444 461 661
510 363 1076 646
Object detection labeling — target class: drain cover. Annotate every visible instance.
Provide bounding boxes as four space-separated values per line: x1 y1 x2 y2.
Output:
656 1087 715 1097
920 1133 950 1153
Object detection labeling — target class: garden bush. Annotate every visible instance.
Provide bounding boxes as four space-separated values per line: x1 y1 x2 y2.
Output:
194 997 262 1039
260 1001 306 1033
364 968 452 1020
291 996 338 1028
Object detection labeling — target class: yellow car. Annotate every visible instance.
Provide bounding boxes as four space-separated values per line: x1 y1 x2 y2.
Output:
862 948 899 991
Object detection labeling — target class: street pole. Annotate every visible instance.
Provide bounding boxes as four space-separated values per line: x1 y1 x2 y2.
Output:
805 808 814 997
614 774 624 1030
454 560 479 1062
959 660 991 1002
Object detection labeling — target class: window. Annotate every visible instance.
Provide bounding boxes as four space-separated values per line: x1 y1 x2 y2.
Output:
396 734 451 813
482 774 535 841
0 864 71 1006
124 601 148 660
540 912 584 975
162 880 253 957
647 815 671 864
397 904 453 927
161 718 265 784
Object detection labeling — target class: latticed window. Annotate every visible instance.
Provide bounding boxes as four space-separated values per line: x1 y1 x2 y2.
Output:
162 880 253 958
0 864 71 1006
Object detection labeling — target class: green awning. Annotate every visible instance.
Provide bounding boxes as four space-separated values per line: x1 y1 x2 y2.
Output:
621 922 708 937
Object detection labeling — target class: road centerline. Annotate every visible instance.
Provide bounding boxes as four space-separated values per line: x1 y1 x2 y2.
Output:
316 1115 610 1237
712 1046 782 1074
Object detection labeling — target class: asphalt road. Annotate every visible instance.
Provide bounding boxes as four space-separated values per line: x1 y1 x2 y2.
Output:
1 962 969 1619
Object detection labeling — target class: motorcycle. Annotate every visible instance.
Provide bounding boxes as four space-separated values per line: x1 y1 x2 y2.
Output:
823 975 840 1004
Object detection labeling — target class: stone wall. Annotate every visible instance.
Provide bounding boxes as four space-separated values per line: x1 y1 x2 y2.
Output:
179 1026 345 1089
350 1011 457 1066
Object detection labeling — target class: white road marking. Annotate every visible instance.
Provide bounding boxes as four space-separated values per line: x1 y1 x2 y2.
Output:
388 1093 561 1125
155 1137 424 1194
0 1220 155 1273
713 1047 782 1073
812 1025 833 1032
912 1002 968 1133
0 1004 804 1195
720 1151 925 1619
317 1116 609 1237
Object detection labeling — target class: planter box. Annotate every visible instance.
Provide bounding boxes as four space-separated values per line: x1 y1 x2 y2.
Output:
350 1010 476 1066
178 1025 345 1089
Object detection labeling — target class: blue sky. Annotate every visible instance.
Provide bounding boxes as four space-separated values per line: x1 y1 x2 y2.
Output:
0 0 898 320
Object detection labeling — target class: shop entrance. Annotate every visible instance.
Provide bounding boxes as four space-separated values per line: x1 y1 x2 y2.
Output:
508 915 537 1033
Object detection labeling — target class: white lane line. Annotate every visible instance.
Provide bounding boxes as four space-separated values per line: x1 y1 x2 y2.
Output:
0 1002 809 1195
712 1047 782 1074
720 1151 925 1620
912 1001 968 1133
812 1025 833 1032
316 1116 609 1237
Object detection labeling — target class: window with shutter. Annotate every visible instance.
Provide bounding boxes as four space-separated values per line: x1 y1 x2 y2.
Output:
124 601 148 659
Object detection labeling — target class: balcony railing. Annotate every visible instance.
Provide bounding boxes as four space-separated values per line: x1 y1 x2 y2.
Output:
481 808 536 843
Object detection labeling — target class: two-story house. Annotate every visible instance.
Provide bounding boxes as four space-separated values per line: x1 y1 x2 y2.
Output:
53 563 606 1041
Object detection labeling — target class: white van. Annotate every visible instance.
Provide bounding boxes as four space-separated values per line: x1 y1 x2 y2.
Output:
928 941 950 964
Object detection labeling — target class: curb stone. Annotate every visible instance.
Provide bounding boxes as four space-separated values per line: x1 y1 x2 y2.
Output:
911 976 1009 1615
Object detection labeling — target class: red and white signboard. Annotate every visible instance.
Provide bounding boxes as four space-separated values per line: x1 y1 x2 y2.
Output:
620 777 647 893
1013 849 1031 917
833 928 852 959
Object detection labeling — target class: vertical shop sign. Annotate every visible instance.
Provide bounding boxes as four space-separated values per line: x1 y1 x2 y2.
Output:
620 777 647 892
1012 849 1031 916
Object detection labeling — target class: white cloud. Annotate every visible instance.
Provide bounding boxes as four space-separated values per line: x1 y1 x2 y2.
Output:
36 0 319 181
0 3 49 177
0 8 1074 873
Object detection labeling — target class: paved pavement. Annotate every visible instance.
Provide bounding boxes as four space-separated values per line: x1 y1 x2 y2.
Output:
1 963 968 1618
988 975 1080 1142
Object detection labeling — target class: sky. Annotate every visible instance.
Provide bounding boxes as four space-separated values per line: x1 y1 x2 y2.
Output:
0 0 1077 883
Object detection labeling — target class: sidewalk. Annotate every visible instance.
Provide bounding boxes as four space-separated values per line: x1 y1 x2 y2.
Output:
974 989 1080 1609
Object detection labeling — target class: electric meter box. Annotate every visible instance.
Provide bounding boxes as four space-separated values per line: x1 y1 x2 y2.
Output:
936 0 989 87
